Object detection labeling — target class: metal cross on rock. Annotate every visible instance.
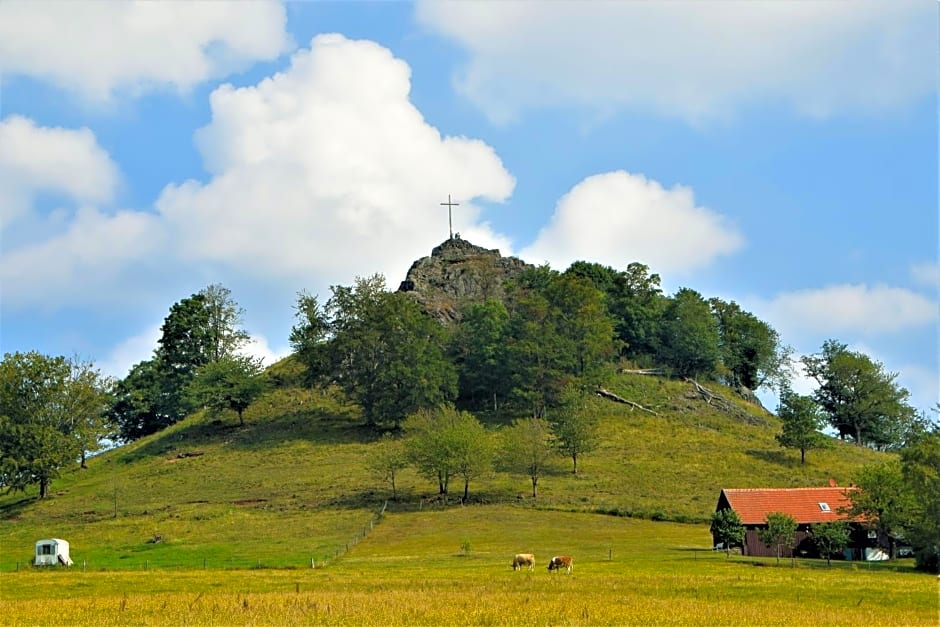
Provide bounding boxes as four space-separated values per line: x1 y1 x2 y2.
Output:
440 194 460 240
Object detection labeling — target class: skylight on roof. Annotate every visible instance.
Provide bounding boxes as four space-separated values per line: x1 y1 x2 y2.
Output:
818 502 831 512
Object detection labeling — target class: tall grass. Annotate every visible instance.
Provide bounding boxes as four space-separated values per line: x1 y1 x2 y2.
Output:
2 508 935 626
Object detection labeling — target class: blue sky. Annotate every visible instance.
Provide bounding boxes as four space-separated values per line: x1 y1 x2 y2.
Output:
1 1 937 414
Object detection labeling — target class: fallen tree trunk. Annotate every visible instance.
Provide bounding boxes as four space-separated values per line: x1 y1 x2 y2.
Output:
596 388 659 416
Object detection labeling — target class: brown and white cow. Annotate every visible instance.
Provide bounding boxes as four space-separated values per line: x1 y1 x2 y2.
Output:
512 553 535 571
547 555 572 574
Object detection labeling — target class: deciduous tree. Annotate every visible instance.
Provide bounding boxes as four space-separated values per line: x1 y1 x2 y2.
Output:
498 417 556 499
367 433 409 500
803 340 915 449
810 521 851 566
845 460 914 559
758 512 798 564
549 386 598 475
657 288 721 379
710 508 745 557
775 387 828 464
185 355 266 425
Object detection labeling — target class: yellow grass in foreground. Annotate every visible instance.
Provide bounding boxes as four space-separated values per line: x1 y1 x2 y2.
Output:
2 509 937 626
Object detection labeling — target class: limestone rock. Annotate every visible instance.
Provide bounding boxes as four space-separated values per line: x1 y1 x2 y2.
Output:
398 237 531 323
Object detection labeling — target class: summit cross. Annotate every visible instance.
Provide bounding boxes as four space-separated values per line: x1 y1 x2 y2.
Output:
440 194 460 240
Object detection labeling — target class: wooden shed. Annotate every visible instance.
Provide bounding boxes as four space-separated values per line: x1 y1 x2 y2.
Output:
714 486 878 560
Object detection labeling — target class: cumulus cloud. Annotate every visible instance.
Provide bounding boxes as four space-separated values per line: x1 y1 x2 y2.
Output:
156 33 515 287
0 116 119 228
519 171 742 274
748 284 937 339
415 0 934 123
2 35 515 311
0 1 291 102
237 335 291 368
0 206 166 309
99 324 162 380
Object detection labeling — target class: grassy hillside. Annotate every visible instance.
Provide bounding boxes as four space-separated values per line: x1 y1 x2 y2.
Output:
0 373 887 572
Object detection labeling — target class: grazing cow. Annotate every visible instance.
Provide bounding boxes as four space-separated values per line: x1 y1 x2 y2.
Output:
512 553 535 571
547 555 573 574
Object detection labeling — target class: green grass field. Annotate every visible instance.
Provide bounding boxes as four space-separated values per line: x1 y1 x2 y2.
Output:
2 508 936 626
1 375 932 625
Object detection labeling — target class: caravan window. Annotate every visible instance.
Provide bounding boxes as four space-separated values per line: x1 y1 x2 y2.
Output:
38 544 53 555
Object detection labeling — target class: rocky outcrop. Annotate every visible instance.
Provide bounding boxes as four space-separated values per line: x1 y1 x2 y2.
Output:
398 237 531 323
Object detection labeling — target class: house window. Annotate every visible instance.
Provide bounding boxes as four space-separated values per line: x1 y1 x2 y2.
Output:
818 502 831 512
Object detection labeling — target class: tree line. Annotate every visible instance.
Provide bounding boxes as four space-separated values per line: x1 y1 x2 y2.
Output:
1 260 935 570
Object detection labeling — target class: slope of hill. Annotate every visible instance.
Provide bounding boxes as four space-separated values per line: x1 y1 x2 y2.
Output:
0 374 887 570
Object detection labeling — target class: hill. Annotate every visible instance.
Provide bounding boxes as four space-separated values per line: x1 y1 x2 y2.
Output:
0 372 887 571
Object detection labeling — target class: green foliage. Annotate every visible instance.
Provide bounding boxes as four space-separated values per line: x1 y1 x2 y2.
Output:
185 355 267 425
565 261 665 361
498 417 556 498
709 508 745 557
758 512 798 564
0 352 112 497
899 432 940 571
366 433 409 500
113 284 251 440
657 288 721 379
803 340 915 449
810 521 851 566
288 290 330 385
775 387 828 464
450 299 511 409
709 298 786 391
403 405 493 500
846 460 915 559
548 385 599 474
325 275 457 426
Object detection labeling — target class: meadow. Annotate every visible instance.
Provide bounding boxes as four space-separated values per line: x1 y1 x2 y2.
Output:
1 508 936 626
1 375 933 625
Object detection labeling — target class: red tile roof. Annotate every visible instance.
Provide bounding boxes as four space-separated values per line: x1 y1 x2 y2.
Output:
718 487 859 525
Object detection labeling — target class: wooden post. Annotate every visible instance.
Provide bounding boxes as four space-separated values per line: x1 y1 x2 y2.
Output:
609 548 612 561
310 558 315 569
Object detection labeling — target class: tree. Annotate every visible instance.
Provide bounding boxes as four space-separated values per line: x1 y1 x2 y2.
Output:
775 387 828 464
450 299 511 409
657 288 721 379
109 359 171 441
900 431 940 571
403 405 492 499
549 386 599 475
289 290 331 385
113 285 252 439
845 460 914 559
710 508 745 557
325 276 457 426
61 358 114 468
708 298 787 391
201 284 251 362
758 512 798 564
0 352 111 498
544 274 617 385
367 433 409 500
498 417 556 499
185 355 267 426
810 521 851 566
802 340 915 449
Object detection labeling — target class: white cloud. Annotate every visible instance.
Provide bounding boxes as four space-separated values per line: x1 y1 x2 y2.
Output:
2 35 515 311
99 324 162 380
415 0 934 123
0 206 167 309
912 262 940 289
0 1 291 102
237 335 291 368
156 34 515 288
519 171 742 274
750 284 937 338
0 116 119 228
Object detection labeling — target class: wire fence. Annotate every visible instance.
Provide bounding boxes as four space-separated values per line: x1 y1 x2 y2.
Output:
0 501 388 574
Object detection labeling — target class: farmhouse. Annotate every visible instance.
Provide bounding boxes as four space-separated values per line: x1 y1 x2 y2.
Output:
714 485 887 561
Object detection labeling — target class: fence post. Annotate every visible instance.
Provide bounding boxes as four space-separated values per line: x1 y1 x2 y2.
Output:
310 558 315 569
83 560 86 572
15 562 19 572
